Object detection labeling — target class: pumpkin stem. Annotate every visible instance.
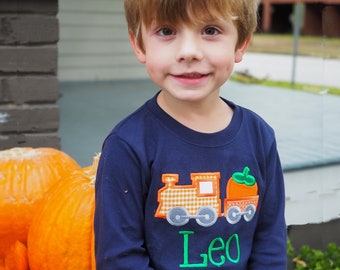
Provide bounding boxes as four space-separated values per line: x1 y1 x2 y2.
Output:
87 152 101 186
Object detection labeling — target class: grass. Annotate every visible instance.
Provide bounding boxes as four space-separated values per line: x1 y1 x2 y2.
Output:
232 34 340 96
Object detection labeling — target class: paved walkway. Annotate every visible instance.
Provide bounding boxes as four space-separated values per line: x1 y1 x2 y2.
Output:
222 80 340 171
58 53 340 169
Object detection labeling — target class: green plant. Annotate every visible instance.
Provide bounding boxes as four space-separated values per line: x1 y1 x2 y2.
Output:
288 238 340 269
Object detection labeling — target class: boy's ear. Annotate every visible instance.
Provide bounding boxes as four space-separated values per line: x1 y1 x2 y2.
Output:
234 35 252 63
129 32 146 64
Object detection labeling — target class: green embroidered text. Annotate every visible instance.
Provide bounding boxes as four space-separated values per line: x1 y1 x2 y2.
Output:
179 231 240 268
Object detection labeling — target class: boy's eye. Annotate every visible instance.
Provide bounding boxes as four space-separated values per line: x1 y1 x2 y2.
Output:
157 27 175 36
203 26 220 36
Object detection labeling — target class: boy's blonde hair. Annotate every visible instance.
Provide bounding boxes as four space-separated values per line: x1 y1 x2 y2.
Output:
124 0 259 52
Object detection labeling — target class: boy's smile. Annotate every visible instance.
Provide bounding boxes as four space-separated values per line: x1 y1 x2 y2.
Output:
170 71 210 86
173 72 207 79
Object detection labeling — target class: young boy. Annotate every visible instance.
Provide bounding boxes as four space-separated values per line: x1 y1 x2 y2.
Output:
94 0 287 269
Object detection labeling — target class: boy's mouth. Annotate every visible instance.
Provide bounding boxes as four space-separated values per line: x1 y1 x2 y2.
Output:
170 72 210 86
175 72 208 79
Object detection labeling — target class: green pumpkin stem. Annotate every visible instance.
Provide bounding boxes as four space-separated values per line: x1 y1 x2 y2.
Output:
232 166 256 186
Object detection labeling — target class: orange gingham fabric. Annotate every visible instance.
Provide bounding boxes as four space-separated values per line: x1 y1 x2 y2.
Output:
157 187 220 217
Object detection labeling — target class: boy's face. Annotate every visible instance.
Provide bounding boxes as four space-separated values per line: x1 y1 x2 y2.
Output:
130 18 250 104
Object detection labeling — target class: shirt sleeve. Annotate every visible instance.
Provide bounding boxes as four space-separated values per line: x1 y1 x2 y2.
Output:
94 133 154 270
248 139 287 269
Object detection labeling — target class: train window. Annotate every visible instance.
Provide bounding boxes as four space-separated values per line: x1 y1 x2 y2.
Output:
197 180 216 196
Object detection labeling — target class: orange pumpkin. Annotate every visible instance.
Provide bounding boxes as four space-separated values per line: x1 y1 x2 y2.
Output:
227 166 258 198
0 240 29 270
27 153 100 270
0 147 80 258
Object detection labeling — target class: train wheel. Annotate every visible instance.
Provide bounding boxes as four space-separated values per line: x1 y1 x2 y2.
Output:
196 206 218 227
243 204 256 222
167 207 190 226
226 206 242 224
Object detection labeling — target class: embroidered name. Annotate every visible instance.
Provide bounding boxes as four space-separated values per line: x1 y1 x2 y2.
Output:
180 231 240 268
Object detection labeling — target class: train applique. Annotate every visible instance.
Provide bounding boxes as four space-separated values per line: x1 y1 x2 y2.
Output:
155 167 259 227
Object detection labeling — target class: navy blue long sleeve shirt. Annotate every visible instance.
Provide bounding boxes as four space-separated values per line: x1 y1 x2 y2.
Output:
94 93 287 269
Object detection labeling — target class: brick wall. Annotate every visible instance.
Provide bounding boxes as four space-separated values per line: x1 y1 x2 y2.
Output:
0 0 60 149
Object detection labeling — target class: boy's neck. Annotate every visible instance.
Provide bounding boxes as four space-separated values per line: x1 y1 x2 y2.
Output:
157 90 233 133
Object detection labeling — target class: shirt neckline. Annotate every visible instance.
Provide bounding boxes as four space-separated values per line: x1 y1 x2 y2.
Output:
147 93 243 147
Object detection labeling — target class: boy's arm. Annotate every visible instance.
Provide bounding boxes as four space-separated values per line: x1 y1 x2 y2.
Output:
248 141 287 269
94 134 154 270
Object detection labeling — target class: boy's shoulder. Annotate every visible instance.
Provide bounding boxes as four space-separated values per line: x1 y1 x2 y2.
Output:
223 98 274 134
243 105 273 129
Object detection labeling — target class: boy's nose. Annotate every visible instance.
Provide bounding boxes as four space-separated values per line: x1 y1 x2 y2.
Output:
175 34 203 63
